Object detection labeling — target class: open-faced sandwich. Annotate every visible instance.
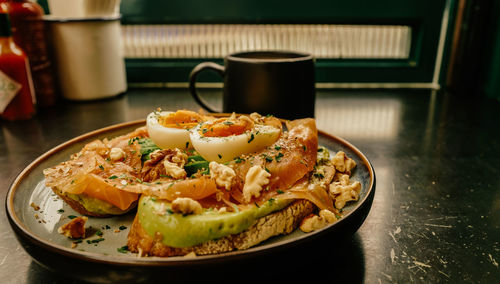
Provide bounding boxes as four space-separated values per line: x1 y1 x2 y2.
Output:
43 110 361 257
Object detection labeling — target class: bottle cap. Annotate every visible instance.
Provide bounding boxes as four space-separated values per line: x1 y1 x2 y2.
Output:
0 13 12 37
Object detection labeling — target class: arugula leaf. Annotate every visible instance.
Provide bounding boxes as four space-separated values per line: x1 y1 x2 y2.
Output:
138 138 160 162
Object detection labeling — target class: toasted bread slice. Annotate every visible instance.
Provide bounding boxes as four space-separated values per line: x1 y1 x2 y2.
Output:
127 199 315 257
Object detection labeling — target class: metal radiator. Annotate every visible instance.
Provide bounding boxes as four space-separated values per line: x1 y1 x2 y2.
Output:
122 24 412 59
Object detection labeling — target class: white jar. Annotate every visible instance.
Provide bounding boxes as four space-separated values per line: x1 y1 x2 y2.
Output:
46 16 127 101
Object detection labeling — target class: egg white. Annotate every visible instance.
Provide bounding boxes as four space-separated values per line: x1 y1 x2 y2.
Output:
146 111 193 150
190 122 281 163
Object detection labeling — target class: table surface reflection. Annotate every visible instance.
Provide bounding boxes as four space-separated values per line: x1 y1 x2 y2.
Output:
0 88 499 283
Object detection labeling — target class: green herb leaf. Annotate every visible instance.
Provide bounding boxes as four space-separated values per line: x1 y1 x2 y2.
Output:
248 133 255 143
275 152 284 162
87 238 105 244
117 246 129 253
138 138 161 162
313 173 325 178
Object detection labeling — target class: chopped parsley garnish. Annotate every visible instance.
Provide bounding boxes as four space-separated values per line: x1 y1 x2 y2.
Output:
248 133 255 143
223 121 234 125
96 230 103 236
119 225 127 230
108 175 118 179
274 145 281 150
57 209 64 213
87 238 105 244
313 173 325 178
265 155 273 162
68 215 77 219
275 152 284 162
254 202 260 208
128 137 140 145
234 157 245 163
98 164 104 170
117 246 129 253
218 154 222 159
277 190 284 194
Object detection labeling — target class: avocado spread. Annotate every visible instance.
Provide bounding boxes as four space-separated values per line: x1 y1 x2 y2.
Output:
138 195 292 248
65 191 128 215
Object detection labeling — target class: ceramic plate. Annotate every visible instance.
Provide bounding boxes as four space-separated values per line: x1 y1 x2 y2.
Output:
6 119 375 272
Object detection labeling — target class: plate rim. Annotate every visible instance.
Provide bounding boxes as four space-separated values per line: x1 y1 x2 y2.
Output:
5 119 376 266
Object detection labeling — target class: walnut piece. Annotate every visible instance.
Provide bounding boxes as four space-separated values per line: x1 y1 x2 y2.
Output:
242 165 271 202
141 149 188 181
299 209 337 233
163 160 186 179
331 151 356 175
58 216 88 239
329 174 361 209
109 147 126 161
171 197 203 215
209 161 236 190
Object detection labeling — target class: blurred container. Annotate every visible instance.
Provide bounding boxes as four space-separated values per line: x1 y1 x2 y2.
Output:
84 0 121 17
47 0 84 18
45 16 127 101
0 13 36 120
47 0 120 18
0 0 57 107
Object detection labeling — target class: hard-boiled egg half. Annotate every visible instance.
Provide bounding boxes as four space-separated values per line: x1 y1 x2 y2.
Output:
190 115 281 163
146 110 207 149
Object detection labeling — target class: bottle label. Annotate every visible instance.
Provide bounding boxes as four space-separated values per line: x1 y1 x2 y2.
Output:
0 70 22 113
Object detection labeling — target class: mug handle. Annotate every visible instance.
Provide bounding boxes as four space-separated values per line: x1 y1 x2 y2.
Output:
189 62 225 113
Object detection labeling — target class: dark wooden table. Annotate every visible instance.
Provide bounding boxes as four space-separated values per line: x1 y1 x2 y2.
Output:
1 88 499 283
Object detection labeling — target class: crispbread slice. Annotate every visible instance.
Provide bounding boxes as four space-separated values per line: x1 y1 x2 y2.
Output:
127 199 315 257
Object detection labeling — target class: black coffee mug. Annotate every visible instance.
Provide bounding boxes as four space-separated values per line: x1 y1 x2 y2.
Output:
189 50 315 119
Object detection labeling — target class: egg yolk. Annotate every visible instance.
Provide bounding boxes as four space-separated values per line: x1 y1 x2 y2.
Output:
200 116 254 137
158 110 205 129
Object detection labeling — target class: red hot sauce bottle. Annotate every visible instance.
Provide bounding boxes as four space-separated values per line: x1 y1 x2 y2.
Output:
1 0 57 107
0 12 36 120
